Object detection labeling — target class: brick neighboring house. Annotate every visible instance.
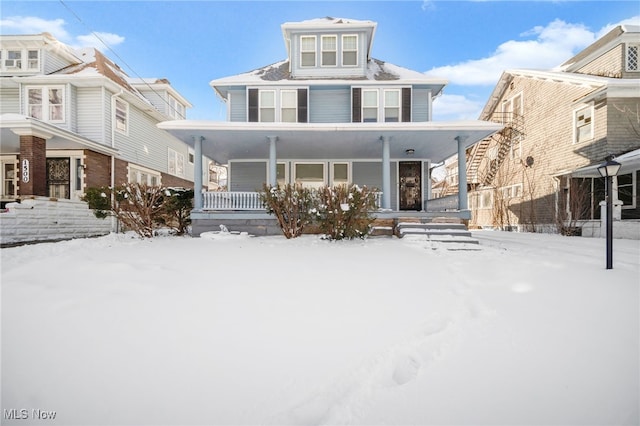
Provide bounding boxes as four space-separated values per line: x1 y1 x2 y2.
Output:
0 32 209 207
448 24 640 236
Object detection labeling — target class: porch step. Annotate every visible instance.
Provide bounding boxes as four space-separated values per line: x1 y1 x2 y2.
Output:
395 221 480 248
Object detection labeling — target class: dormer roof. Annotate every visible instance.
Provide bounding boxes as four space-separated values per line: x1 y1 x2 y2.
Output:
281 17 377 62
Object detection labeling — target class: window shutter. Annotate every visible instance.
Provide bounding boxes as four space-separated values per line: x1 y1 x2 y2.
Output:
297 88 308 123
352 88 361 123
402 88 411 122
248 89 259 122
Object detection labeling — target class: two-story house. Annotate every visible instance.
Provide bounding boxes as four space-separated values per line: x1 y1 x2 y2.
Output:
0 32 206 210
159 17 502 236
459 24 640 236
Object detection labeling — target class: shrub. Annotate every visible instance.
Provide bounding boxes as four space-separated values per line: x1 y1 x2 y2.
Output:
260 183 315 239
112 183 166 238
82 186 112 219
158 187 194 236
315 185 377 240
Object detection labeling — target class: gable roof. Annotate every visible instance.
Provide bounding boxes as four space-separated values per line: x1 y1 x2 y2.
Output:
210 58 447 99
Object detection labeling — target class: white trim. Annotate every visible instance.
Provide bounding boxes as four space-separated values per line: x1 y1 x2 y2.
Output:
128 163 162 186
114 97 129 136
341 34 358 67
626 42 640 72
168 147 185 178
573 104 594 144
330 161 351 186
280 89 297 123
300 35 317 68
259 89 276 123
321 35 337 67
293 161 326 188
25 85 66 123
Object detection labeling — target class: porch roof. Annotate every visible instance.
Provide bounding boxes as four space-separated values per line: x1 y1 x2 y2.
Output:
571 148 640 178
158 120 503 164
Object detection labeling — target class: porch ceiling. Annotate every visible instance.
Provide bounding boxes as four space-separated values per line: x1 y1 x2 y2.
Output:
158 121 503 164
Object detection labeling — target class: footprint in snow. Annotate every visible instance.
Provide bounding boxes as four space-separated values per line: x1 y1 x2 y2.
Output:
392 352 421 385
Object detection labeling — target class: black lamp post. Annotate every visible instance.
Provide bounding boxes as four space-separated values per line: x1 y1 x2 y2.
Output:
597 158 622 269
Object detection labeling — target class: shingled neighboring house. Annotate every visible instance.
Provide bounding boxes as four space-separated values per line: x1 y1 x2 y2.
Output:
0 32 209 244
159 17 501 236
445 25 640 238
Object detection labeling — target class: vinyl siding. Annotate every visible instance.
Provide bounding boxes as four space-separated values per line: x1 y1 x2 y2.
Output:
138 89 167 116
76 87 106 144
229 89 247 122
412 88 431 122
309 86 351 123
43 50 73 74
68 84 77 133
0 87 19 114
229 161 267 191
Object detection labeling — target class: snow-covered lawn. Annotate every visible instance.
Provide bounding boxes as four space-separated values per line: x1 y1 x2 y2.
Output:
2 231 638 425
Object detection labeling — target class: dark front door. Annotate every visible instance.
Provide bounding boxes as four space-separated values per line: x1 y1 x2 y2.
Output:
46 158 70 199
399 161 422 211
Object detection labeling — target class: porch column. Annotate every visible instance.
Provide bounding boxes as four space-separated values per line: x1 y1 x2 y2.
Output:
268 136 278 186
18 133 48 197
193 135 203 210
381 136 391 210
456 135 469 211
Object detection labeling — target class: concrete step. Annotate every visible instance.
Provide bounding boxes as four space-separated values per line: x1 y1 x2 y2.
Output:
395 222 480 247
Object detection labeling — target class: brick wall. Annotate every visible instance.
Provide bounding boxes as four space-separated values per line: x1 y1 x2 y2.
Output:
18 135 47 197
161 172 195 189
84 150 112 189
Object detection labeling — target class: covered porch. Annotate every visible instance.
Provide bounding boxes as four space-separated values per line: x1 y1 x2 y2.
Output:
158 120 502 235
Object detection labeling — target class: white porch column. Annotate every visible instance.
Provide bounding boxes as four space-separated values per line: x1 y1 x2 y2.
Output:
193 135 204 210
381 136 391 210
268 136 278 187
456 135 469 211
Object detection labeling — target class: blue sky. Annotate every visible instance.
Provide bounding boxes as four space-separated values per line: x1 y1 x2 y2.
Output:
1 1 639 121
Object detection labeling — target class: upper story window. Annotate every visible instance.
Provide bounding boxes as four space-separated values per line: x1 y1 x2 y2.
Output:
168 148 185 177
114 98 129 134
281 90 297 122
627 43 639 72
1 49 40 71
259 90 276 122
342 35 358 66
168 95 185 119
300 36 316 67
362 89 378 123
574 105 593 143
321 35 337 67
384 89 400 122
27 86 64 122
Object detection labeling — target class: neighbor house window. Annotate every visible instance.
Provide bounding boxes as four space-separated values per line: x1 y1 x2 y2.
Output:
129 164 161 186
27 86 65 122
574 105 593 143
27 50 39 70
300 36 316 67
294 163 325 189
384 89 400 122
188 148 195 164
280 90 297 122
617 173 636 208
114 98 128 134
168 148 185 177
321 35 337 66
627 43 639 72
362 89 378 122
332 163 349 186
501 184 522 199
168 95 185 119
342 35 358 66
259 90 275 122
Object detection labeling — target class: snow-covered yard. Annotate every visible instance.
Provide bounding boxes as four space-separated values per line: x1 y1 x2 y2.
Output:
1 230 638 425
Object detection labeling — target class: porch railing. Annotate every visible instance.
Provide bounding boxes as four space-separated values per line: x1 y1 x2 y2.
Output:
202 191 384 211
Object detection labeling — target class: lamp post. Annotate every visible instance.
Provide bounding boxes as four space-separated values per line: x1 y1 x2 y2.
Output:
597 158 621 270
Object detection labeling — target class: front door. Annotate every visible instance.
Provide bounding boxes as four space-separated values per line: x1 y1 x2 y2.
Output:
46 158 70 199
399 161 422 211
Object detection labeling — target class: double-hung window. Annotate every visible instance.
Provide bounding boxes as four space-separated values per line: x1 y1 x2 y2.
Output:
342 35 358 66
280 90 297 123
321 35 337 67
301 36 316 67
27 86 65 122
362 89 378 122
627 43 639 72
617 173 636 209
168 148 185 177
384 89 400 122
27 50 39 70
574 105 593 143
114 98 129 134
168 96 185 119
259 90 276 122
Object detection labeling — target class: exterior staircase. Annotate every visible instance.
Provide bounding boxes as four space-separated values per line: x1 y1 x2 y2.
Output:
394 219 480 250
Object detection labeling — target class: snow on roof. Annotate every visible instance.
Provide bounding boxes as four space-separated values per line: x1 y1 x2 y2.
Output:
282 16 375 27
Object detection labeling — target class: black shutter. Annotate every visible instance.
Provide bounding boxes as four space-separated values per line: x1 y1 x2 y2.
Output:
402 88 412 122
352 88 361 123
248 88 259 122
297 88 308 123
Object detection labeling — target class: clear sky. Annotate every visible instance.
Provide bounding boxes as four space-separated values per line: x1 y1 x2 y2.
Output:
1 1 639 121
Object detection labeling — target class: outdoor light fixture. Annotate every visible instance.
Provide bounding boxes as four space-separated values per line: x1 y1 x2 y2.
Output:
405 149 415 156
597 157 621 270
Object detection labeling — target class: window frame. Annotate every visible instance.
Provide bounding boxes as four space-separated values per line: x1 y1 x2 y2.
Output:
129 164 161 186
280 90 298 123
617 172 636 209
300 35 317 68
259 90 276 122
342 34 358 67
168 95 185 119
26 85 66 123
168 147 185 178
383 89 401 123
573 104 594 144
321 35 337 67
331 162 350 186
362 89 379 123
114 98 129 135
626 43 639 72
294 162 326 189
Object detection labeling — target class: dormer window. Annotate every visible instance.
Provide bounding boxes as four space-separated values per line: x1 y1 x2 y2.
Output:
342 35 358 66
300 36 316 67
321 35 337 67
168 95 185 119
5 50 21 69
27 50 39 70
627 43 639 72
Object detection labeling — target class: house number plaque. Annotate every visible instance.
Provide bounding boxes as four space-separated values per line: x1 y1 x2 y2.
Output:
22 159 29 183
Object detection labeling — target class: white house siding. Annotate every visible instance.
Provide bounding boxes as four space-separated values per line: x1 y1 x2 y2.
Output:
289 31 368 79
138 89 167 116
76 87 106 144
0 87 19 114
576 44 624 77
412 88 431 122
42 49 72 75
229 89 247 122
229 161 266 191
309 86 351 123
68 84 77 133
607 97 640 153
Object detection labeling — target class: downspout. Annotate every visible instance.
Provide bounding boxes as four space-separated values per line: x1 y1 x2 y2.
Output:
110 89 123 232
